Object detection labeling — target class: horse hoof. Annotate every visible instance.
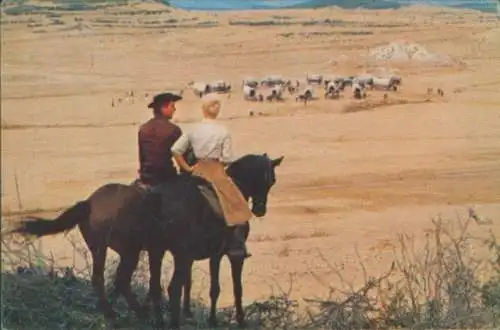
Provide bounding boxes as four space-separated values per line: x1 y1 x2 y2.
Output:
237 315 247 328
142 302 151 312
167 322 180 330
136 306 149 320
153 322 165 330
237 314 246 328
183 309 193 319
208 316 218 328
153 321 164 330
103 308 118 320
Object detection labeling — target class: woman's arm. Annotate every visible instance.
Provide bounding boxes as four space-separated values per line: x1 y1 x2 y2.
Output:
172 152 194 173
171 133 194 172
221 131 234 166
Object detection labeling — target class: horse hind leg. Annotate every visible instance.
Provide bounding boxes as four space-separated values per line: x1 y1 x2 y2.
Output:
90 247 117 320
168 254 190 330
114 248 147 319
183 260 194 318
208 256 222 327
148 249 166 328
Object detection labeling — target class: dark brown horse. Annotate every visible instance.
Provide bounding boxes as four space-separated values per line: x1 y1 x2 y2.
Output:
10 153 284 329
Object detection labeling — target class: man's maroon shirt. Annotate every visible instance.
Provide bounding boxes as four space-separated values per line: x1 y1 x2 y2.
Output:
138 116 182 185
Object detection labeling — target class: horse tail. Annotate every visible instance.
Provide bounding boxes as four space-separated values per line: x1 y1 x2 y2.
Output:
11 201 91 238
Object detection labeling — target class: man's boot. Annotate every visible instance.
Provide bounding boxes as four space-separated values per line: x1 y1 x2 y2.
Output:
227 225 251 259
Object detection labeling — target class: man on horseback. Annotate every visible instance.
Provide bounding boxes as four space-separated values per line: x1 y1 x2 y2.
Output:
171 93 253 259
135 92 183 190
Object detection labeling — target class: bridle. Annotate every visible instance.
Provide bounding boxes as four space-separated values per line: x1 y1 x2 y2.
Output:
226 155 274 207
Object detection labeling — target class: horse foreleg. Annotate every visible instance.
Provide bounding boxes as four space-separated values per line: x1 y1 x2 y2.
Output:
115 249 145 318
90 247 116 320
208 256 222 327
183 259 194 318
229 256 246 327
168 254 190 330
148 249 166 328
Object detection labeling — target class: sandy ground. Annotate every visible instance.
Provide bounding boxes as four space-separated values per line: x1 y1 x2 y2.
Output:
2 2 500 308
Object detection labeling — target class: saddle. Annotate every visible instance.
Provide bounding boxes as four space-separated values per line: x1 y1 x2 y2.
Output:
131 176 224 222
131 146 226 223
181 146 225 220
185 174 224 220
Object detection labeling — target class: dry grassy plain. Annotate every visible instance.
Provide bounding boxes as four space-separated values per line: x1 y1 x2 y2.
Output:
2 1 500 307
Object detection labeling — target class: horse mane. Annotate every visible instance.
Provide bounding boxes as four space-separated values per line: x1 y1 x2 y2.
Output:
226 154 264 172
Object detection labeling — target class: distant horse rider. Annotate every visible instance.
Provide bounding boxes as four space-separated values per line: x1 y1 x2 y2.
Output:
171 93 253 259
134 92 183 191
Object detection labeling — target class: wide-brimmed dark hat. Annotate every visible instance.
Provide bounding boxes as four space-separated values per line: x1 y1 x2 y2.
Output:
147 92 183 109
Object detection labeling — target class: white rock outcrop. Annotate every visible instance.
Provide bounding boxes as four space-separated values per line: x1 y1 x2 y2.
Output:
368 41 453 65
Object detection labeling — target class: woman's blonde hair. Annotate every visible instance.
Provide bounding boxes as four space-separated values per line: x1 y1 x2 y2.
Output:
201 93 221 118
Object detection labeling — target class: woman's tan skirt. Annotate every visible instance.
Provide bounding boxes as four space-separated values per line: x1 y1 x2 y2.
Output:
193 159 253 226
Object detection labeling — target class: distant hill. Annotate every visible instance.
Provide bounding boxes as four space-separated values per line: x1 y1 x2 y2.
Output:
165 0 497 12
395 0 497 13
1 0 496 13
0 0 170 15
442 0 497 13
286 0 403 10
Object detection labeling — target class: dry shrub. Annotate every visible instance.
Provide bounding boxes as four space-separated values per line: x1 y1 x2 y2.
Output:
377 217 497 329
243 276 303 329
304 214 500 329
304 257 395 329
479 232 500 319
244 293 300 329
1 235 152 330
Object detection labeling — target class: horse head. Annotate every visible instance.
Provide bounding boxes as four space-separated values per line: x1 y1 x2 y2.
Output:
226 153 284 217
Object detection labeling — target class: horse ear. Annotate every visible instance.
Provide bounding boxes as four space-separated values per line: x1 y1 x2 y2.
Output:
272 156 284 167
